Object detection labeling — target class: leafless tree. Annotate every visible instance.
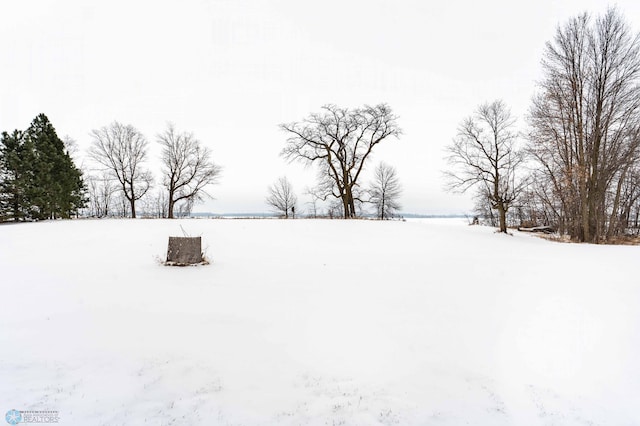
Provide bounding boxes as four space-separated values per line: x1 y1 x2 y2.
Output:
528 8 640 242
138 189 168 218
89 122 153 218
266 176 297 218
517 175 562 230
158 123 221 219
368 162 402 219
304 186 324 218
86 173 117 218
613 163 640 234
280 103 401 218
177 197 195 218
445 100 524 233
326 198 344 219
153 190 168 218
113 192 130 218
62 135 81 164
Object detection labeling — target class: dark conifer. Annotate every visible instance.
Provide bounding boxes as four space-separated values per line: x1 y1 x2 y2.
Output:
0 114 86 221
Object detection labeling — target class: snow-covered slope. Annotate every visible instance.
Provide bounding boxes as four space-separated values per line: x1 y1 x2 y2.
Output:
1 218 638 425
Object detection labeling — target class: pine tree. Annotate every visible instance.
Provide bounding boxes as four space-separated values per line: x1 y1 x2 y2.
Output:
27 114 86 219
0 114 86 221
0 130 29 221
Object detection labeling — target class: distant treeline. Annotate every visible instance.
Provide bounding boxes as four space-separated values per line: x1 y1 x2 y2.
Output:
4 8 640 245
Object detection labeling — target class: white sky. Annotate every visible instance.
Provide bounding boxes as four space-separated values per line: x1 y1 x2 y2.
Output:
2 0 640 214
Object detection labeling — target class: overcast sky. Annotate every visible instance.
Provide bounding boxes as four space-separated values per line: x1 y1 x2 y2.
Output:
2 0 640 215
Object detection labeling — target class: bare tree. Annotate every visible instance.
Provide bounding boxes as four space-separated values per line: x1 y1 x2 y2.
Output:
89 122 153 218
62 135 81 164
472 186 497 227
86 173 117 218
137 189 167 218
152 189 168 218
158 123 221 219
517 175 562 230
280 103 401 218
113 192 130 218
266 176 297 218
304 186 324 218
368 162 402 219
528 8 640 242
177 197 195 218
326 198 344 219
445 100 524 233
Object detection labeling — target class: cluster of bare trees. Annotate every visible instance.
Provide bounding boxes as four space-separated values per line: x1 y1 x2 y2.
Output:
86 104 403 221
89 123 153 218
280 104 402 219
86 122 221 219
265 162 402 219
81 8 640 238
446 8 640 242
277 103 403 219
526 9 640 242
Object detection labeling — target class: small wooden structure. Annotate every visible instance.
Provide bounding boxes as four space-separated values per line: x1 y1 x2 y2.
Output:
166 236 203 266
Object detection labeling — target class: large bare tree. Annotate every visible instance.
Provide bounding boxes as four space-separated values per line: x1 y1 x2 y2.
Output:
528 8 640 242
265 176 297 218
89 122 152 218
445 100 524 233
280 104 401 218
158 123 221 219
368 162 402 219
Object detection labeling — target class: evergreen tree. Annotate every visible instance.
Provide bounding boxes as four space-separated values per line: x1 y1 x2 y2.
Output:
0 130 30 220
27 114 86 219
0 114 86 221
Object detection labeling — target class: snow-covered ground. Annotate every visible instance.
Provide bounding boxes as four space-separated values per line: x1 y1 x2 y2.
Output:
1 218 639 425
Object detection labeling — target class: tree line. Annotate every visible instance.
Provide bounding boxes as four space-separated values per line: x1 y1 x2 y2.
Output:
87 122 221 219
4 7 639 242
0 110 402 222
0 119 221 221
446 7 640 243
265 159 402 220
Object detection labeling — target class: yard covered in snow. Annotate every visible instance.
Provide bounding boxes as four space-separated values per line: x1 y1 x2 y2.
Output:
1 218 639 425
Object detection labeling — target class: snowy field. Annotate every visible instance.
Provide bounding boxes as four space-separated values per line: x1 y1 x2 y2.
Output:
1 218 639 425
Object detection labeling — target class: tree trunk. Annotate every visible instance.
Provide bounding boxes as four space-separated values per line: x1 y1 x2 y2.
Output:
341 190 350 219
166 185 176 219
168 200 175 219
607 172 626 239
343 185 355 218
498 204 507 233
348 191 356 218
580 182 589 242
130 197 136 219
342 198 349 218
